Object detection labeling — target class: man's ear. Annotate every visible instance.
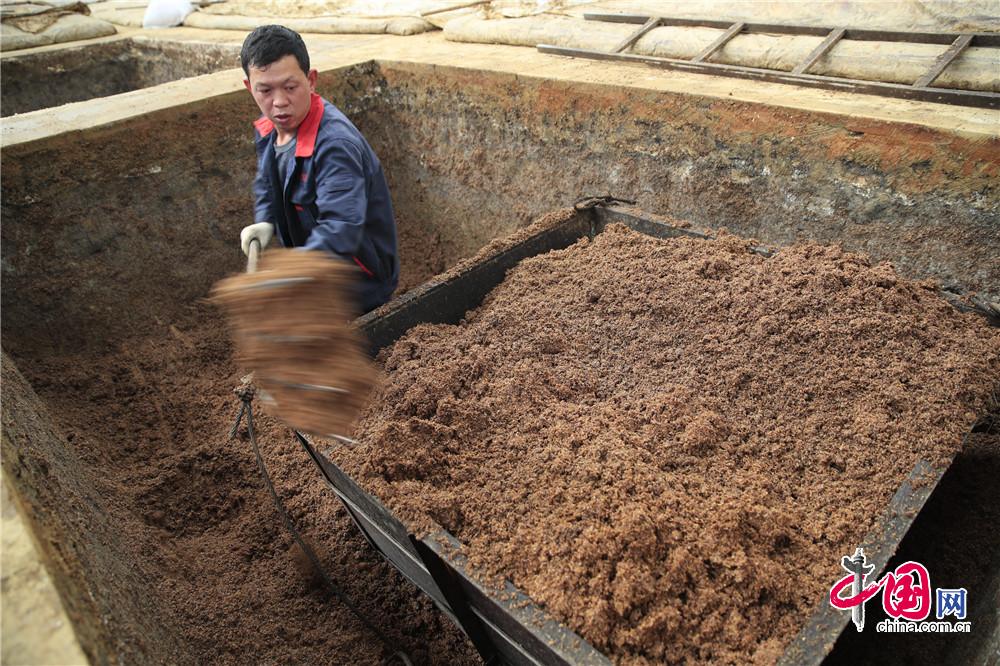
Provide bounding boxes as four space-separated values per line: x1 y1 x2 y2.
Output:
243 78 252 92
308 69 318 91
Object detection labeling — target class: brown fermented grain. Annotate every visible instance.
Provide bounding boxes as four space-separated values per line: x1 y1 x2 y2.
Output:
336 224 1000 664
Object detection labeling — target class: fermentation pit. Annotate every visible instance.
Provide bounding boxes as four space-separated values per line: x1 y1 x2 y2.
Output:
2 54 998 665
1 38 240 117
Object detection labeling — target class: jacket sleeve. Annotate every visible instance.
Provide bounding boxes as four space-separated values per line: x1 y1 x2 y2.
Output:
253 135 275 224
303 138 367 257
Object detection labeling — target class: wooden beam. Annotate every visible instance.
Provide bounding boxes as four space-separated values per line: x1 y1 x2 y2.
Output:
692 21 745 62
583 14 1000 47
612 16 660 53
793 27 846 75
535 44 999 109
913 33 973 87
420 0 490 17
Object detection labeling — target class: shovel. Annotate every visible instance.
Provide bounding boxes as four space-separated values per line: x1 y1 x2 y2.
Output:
213 239 377 441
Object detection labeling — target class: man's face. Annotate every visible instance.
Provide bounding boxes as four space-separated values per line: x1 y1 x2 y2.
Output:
244 54 318 137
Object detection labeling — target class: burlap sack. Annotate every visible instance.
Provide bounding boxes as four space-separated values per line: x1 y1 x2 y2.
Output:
183 10 434 35
1 3 115 51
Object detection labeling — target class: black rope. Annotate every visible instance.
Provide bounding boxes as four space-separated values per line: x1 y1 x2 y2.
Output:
230 389 412 666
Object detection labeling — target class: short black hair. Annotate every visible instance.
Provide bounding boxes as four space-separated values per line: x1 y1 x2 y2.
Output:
241 25 310 78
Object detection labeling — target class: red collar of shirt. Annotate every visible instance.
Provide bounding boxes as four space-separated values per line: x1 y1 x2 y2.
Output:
252 93 324 158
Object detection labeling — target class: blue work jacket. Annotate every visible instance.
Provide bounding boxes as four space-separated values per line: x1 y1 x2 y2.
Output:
253 93 399 313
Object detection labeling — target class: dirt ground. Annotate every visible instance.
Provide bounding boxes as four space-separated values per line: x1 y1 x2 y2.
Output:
13 298 480 665
336 225 1000 664
1 193 481 664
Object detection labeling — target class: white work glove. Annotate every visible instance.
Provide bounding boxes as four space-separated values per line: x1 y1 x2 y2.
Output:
240 222 274 256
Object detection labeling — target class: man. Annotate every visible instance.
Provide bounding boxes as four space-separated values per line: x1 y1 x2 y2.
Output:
240 25 398 313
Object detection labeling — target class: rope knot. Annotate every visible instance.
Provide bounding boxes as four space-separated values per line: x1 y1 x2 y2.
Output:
234 373 256 403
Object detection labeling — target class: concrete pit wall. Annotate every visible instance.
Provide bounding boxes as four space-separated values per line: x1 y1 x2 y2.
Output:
1 59 997 662
1 39 240 117
356 62 999 303
1 356 189 664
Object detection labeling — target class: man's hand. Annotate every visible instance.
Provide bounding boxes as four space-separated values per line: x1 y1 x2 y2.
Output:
240 222 274 256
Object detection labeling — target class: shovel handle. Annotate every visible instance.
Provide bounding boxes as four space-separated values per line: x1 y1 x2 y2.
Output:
247 238 261 274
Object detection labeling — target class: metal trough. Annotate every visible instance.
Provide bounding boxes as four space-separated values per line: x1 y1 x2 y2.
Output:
305 203 976 665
